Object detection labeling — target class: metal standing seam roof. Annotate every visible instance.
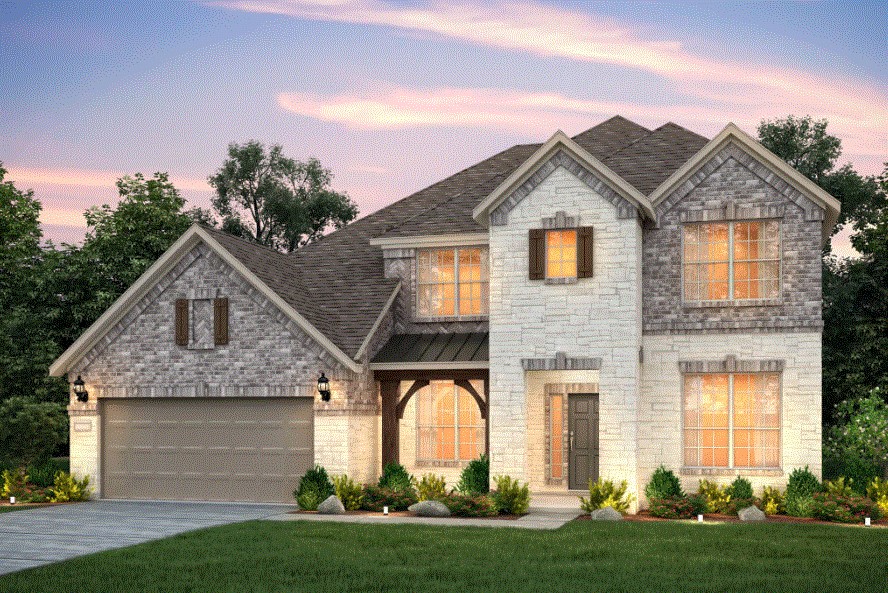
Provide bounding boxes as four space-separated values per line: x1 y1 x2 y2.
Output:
372 332 489 364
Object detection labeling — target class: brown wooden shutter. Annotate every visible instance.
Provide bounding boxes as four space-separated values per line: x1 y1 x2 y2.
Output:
175 299 189 346
577 226 594 278
214 298 229 345
529 229 545 280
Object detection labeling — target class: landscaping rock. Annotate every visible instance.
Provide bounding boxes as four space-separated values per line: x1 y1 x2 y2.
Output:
317 495 345 514
408 500 451 517
590 507 623 521
738 505 766 522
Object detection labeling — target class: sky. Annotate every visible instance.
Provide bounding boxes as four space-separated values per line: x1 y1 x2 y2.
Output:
1 1 886 257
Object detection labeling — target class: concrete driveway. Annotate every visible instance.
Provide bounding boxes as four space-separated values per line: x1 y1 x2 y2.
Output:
0 500 293 575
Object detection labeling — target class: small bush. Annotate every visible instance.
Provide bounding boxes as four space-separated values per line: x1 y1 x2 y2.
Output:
824 477 855 497
440 492 497 517
456 454 489 495
823 453 880 494
48 471 91 502
332 474 363 511
580 478 635 513
27 458 68 488
416 474 447 501
785 495 816 518
786 466 821 517
645 466 683 500
378 462 415 491
490 475 531 515
811 492 882 523
760 486 785 515
865 477 888 516
726 476 753 500
696 480 731 514
361 485 418 511
294 465 335 511
648 495 705 519
1 468 29 499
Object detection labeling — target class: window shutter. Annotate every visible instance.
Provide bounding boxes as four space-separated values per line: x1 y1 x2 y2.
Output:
577 226 594 278
528 229 545 280
175 299 189 346
214 298 229 345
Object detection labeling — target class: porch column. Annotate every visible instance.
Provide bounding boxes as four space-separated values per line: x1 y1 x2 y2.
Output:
380 379 400 469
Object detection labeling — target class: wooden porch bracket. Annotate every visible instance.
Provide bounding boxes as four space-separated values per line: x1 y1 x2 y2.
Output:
396 380 430 420
454 379 488 420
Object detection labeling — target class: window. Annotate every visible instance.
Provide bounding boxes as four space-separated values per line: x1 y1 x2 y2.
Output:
546 230 577 278
417 247 488 317
417 381 485 462
683 220 780 301
550 394 564 479
683 373 780 469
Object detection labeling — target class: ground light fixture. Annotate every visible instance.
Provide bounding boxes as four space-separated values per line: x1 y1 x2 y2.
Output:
317 372 331 402
73 375 89 402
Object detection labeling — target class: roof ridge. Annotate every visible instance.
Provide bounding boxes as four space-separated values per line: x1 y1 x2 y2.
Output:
599 127 659 163
652 121 709 141
572 115 651 139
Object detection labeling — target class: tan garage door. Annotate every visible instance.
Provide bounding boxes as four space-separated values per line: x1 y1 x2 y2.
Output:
102 397 312 503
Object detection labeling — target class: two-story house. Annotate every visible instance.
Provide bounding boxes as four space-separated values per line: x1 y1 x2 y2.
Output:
51 116 839 508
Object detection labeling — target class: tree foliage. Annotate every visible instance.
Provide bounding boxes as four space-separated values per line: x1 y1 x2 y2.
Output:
758 115 841 184
209 141 357 252
0 396 68 467
825 390 888 479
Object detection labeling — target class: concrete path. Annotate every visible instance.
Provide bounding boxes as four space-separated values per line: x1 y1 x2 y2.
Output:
0 500 294 576
267 507 581 529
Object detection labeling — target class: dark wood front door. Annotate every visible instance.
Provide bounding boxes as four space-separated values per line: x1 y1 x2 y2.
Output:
568 393 599 490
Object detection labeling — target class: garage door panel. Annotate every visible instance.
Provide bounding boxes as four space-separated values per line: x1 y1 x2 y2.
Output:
102 397 313 503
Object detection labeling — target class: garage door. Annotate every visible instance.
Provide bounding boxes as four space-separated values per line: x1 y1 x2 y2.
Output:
101 397 312 503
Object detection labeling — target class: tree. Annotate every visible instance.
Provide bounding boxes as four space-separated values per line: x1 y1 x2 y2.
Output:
0 397 68 467
0 162 42 305
825 389 888 480
758 115 841 185
209 141 357 252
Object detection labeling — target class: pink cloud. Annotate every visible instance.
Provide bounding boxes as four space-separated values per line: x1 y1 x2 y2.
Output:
6 166 213 193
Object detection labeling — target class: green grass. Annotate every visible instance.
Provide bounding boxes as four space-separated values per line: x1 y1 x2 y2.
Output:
1 520 885 592
0 505 38 514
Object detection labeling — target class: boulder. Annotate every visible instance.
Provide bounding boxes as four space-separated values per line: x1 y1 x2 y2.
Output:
408 500 451 517
738 505 766 522
317 495 346 514
590 507 623 521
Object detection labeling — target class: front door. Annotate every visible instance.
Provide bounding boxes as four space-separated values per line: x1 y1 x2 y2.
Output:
568 393 599 490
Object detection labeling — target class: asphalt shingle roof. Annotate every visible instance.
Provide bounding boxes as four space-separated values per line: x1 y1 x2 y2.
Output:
204 117 709 360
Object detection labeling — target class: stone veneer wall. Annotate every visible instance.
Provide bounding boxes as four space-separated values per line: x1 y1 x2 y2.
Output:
488 164 643 501
643 144 824 334
67 242 379 496
639 332 822 506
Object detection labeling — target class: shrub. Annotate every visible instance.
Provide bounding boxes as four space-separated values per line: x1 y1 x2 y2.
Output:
580 478 635 513
416 473 447 501
866 477 888 516
726 476 753 500
332 474 363 511
823 452 880 494
456 454 489 495
48 471 91 502
490 475 531 515
811 492 882 523
361 485 418 511
28 458 69 488
786 466 821 517
696 480 731 514
294 465 335 511
824 477 856 497
825 390 888 483
760 486 785 515
645 466 683 500
378 462 415 491
648 495 705 519
1 468 29 499
440 492 497 517
0 397 68 468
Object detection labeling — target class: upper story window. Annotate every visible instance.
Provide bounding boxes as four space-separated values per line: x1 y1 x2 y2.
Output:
417 247 488 318
529 226 593 281
683 220 780 302
546 230 577 278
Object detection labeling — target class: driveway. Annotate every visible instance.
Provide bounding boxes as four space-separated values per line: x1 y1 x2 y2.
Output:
0 500 293 575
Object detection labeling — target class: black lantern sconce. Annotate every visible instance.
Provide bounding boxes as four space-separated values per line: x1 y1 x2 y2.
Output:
317 372 331 402
73 375 89 403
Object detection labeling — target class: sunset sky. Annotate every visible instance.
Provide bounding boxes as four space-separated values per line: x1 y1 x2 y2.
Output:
2 1 885 256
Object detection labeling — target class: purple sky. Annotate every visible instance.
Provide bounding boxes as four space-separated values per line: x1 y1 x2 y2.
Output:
2 1 885 256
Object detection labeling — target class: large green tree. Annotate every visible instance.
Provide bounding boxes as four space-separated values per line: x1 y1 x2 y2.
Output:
209 141 357 252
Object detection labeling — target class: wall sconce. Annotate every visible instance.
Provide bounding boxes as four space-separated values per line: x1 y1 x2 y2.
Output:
317 372 331 402
73 375 89 403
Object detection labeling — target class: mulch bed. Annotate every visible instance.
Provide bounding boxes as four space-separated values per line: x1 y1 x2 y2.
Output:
575 510 888 527
290 510 521 520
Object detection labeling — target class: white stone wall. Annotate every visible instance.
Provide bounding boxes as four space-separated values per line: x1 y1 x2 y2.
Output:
315 412 380 484
488 166 643 498
67 410 100 498
639 331 822 505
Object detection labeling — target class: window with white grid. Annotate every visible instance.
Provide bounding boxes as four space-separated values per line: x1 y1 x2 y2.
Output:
417 381 485 463
417 248 488 318
683 221 780 302
545 230 577 279
683 373 781 469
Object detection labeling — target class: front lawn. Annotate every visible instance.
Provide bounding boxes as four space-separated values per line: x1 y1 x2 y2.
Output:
1 519 885 592
0 505 37 514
